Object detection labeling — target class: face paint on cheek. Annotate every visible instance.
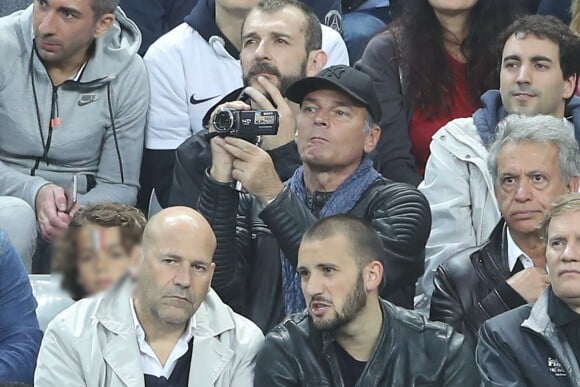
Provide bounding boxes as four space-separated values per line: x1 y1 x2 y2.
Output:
91 229 106 252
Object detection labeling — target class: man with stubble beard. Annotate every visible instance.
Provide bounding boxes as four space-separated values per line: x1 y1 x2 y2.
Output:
167 0 331 210
143 0 348 210
254 214 478 386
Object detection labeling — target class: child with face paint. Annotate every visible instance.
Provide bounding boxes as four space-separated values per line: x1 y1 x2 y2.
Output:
59 203 146 300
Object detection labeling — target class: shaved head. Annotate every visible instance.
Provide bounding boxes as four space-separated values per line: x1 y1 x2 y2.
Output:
134 207 217 331
142 207 216 259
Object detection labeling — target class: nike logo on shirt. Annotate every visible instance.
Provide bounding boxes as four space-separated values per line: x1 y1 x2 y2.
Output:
190 94 219 105
78 94 98 106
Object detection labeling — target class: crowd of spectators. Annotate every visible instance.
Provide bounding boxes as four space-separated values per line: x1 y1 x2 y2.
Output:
2 0 580 385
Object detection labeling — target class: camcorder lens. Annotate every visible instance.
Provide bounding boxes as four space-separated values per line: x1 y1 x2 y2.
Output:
214 109 234 132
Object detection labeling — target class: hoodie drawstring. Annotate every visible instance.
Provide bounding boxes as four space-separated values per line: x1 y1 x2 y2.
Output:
28 43 124 184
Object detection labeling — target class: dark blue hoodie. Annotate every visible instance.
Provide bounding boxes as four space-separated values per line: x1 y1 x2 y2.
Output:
120 0 196 55
183 0 342 58
184 0 240 59
184 0 342 35
473 89 580 147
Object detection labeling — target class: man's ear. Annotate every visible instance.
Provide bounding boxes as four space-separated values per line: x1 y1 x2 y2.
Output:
363 124 381 154
563 73 577 100
306 50 328 76
94 13 115 38
206 262 216 293
364 260 383 293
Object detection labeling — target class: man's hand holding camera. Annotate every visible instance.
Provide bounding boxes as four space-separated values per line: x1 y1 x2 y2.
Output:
243 76 296 150
209 76 293 204
218 137 283 204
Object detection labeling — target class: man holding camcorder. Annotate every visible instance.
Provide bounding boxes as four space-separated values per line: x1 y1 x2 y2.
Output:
198 63 431 333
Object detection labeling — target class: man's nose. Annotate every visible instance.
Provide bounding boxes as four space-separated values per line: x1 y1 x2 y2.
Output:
516 64 532 84
173 266 192 288
37 11 57 35
514 180 532 202
561 241 580 262
302 273 323 297
313 110 329 127
254 40 271 61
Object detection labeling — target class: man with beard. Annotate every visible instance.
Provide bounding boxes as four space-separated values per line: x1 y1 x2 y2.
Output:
197 65 431 332
253 214 478 386
165 0 347 210
141 0 348 210
35 207 264 386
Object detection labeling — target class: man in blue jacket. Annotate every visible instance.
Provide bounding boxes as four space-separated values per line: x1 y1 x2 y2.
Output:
0 229 42 384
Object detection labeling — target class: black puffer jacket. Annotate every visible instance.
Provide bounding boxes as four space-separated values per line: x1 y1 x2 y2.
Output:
430 220 526 349
198 174 431 332
254 299 480 386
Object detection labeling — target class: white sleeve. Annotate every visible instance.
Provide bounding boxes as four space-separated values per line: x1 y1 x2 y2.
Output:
416 129 492 314
144 41 192 150
34 318 86 386
321 25 349 67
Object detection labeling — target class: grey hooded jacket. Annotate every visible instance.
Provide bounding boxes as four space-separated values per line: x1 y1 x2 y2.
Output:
0 5 148 208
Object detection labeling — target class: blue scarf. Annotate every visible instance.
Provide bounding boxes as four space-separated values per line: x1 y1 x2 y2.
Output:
281 157 380 315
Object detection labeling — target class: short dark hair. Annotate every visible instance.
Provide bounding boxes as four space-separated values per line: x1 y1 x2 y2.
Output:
540 192 580 241
252 0 322 53
91 0 119 17
301 214 384 270
498 15 580 80
60 202 146 300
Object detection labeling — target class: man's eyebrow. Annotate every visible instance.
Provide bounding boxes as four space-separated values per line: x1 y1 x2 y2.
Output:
241 31 259 40
503 54 553 63
503 54 521 62
270 32 292 40
58 6 83 16
530 55 553 63
190 259 211 266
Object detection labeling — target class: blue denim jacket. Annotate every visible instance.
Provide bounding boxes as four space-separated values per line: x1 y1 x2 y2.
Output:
0 228 42 384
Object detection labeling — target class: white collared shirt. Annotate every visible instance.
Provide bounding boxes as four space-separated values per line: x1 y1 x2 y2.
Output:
506 227 535 272
130 298 196 379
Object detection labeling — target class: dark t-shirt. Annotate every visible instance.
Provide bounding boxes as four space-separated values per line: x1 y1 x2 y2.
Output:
335 343 367 387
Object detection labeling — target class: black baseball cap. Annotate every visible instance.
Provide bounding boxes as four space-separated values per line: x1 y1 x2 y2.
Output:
285 65 382 123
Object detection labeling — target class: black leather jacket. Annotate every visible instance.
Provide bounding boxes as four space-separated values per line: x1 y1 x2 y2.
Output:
254 299 480 387
168 129 301 208
197 173 431 332
430 220 526 348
